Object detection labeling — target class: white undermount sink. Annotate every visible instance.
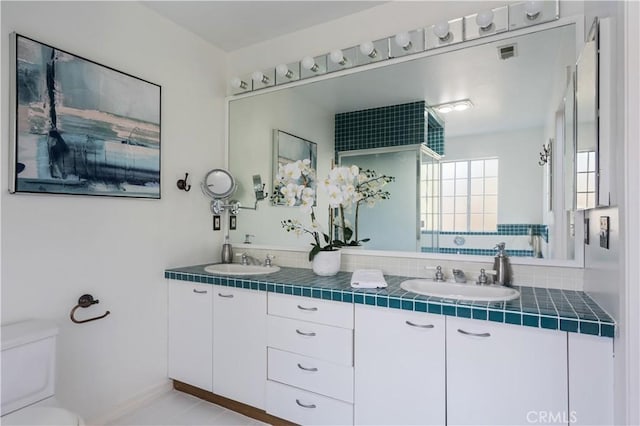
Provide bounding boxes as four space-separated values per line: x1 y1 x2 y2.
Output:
204 263 280 276
400 279 520 302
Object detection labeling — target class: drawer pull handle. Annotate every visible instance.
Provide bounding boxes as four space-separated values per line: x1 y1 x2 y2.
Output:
192 289 208 294
297 363 318 372
296 329 316 337
297 305 318 311
218 293 234 298
405 320 434 329
295 399 316 409
457 328 491 338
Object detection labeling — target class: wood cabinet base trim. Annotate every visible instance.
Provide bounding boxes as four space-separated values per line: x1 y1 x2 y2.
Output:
173 380 296 426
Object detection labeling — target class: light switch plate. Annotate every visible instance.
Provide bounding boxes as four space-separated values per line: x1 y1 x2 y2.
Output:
213 215 221 231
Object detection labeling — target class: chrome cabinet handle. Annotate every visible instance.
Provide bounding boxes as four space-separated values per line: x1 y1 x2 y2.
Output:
296 329 316 337
405 320 434 328
192 289 207 294
297 363 318 372
297 305 318 311
296 399 316 409
217 293 234 298
457 328 491 338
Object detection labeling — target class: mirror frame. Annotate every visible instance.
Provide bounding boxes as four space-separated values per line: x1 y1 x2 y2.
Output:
224 16 586 268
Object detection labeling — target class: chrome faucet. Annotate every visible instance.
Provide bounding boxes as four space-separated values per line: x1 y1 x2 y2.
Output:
452 269 467 283
237 252 262 266
434 266 445 282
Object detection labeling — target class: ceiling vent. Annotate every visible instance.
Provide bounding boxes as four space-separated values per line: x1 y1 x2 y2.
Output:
497 43 518 60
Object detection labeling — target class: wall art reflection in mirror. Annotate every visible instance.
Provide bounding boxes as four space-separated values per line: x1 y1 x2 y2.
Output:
271 130 317 206
10 34 161 199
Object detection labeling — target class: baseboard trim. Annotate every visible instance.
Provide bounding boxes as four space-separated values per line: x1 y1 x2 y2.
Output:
87 380 173 425
173 380 296 426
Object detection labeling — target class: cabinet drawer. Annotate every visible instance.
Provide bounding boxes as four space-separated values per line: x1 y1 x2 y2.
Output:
266 380 353 426
268 293 353 329
268 348 354 403
267 315 353 365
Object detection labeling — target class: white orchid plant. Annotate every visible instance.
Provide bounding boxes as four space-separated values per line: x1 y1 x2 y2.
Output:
272 159 394 260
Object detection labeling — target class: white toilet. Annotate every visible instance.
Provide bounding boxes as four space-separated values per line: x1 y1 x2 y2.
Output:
1 319 84 425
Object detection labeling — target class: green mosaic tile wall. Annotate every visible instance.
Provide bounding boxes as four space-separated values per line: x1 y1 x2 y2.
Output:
335 101 426 152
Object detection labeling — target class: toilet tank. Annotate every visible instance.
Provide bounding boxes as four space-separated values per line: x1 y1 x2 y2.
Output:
1 320 59 416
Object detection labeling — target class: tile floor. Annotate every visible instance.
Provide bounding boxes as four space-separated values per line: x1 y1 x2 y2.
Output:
107 389 269 426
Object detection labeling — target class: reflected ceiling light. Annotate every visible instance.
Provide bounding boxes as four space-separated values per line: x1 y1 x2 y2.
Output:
276 64 293 79
434 99 473 114
433 22 451 41
329 49 348 66
251 71 269 84
476 10 495 30
524 1 543 20
301 56 319 72
359 41 377 58
230 77 248 90
394 32 412 50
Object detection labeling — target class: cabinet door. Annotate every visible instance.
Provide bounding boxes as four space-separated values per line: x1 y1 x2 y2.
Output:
568 333 613 425
167 281 213 391
354 305 445 425
213 287 266 409
447 317 568 426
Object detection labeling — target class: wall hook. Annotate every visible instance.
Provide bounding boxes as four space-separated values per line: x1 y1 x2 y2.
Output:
177 173 191 192
70 294 110 324
538 142 551 166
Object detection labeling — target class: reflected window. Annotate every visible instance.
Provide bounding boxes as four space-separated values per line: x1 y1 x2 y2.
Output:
576 151 596 210
439 158 498 232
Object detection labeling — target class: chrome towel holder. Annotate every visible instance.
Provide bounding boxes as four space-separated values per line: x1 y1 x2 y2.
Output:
70 294 110 324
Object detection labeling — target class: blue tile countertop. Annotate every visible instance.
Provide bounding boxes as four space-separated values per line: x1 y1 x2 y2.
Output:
165 265 616 338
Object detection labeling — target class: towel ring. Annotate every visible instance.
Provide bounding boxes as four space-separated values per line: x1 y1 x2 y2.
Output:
70 294 110 324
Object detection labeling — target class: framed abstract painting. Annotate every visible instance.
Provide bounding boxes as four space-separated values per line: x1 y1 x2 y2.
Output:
9 33 161 199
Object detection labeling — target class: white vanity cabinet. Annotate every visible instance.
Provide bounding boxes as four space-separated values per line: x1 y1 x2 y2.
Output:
265 293 354 425
167 281 213 392
354 305 446 425
568 333 614 425
447 317 568 426
213 287 266 409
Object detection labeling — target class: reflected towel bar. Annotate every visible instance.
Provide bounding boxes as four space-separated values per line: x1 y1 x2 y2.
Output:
70 294 110 324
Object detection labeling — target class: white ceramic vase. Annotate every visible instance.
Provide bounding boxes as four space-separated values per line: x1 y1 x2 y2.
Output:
312 250 341 276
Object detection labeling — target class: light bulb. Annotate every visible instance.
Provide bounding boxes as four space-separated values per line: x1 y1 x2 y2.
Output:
525 1 543 19
437 105 453 114
276 64 293 78
359 41 377 58
230 77 247 90
329 49 347 65
453 101 471 111
394 32 412 50
433 22 450 41
476 10 494 30
251 71 269 84
301 56 318 72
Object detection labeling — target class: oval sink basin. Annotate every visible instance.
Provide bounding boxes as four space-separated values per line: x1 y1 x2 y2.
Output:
204 264 280 276
400 279 520 302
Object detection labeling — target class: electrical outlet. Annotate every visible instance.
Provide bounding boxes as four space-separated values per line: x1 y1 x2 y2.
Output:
599 216 610 249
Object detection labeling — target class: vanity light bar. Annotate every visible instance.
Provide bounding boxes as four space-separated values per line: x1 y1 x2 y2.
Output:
228 0 558 95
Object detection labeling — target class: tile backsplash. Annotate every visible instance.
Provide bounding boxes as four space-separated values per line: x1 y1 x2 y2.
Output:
239 247 584 291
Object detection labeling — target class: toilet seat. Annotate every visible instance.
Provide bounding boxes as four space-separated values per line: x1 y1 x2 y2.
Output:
2 406 83 426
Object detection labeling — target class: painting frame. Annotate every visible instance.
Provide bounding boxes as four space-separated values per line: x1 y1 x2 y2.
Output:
9 33 161 199
272 129 317 206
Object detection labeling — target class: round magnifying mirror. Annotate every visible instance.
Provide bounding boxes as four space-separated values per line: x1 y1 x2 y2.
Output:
201 169 237 199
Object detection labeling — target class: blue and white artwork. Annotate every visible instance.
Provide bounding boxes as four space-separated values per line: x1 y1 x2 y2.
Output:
11 34 161 198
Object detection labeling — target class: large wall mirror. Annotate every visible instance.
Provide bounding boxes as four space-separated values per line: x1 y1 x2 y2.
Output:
228 20 585 265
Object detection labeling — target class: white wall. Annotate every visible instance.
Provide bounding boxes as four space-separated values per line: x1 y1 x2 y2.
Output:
446 127 544 225
1 2 226 421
